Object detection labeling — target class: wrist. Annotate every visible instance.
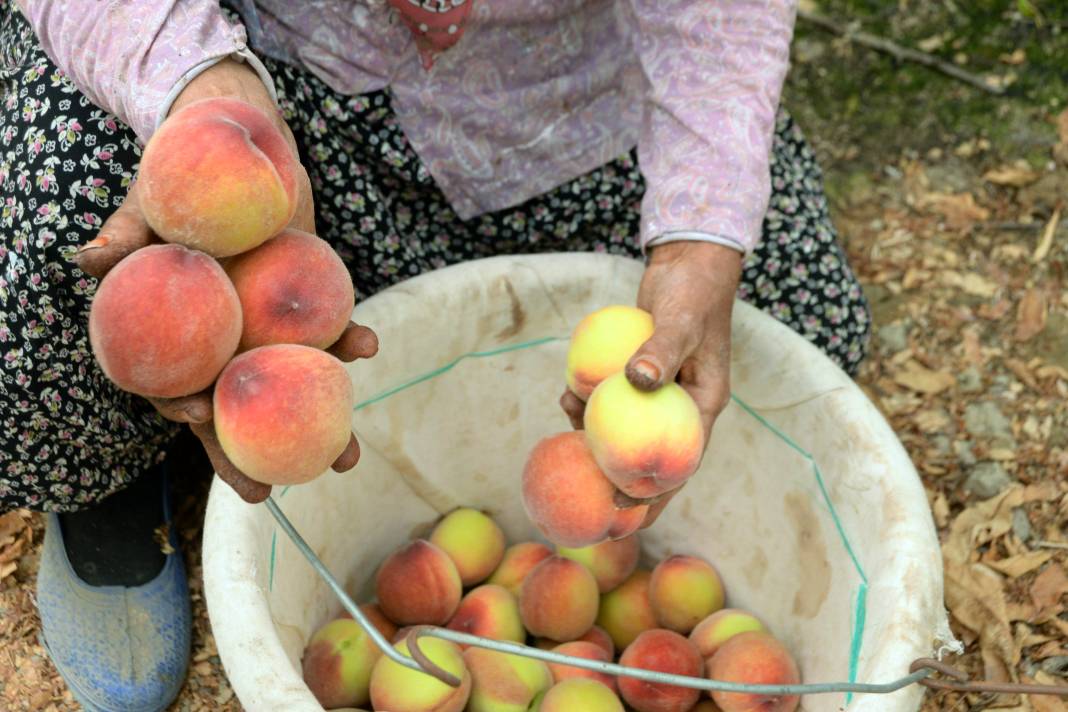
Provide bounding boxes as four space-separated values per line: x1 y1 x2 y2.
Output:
647 240 743 277
169 57 278 119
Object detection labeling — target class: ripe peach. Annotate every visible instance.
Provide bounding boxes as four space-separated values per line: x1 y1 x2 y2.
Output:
487 542 553 596
139 97 299 257
649 555 725 634
213 344 353 485
339 603 399 642
690 609 765 661
447 585 525 647
707 632 800 712
584 372 703 498
576 626 616 659
88 244 242 398
522 432 648 548
548 641 617 692
618 629 703 712
596 569 657 651
566 305 654 401
368 637 471 712
224 229 354 351
519 556 599 642
301 617 383 708
464 648 553 712
538 678 625 712
430 508 506 587
374 540 463 626
557 534 640 593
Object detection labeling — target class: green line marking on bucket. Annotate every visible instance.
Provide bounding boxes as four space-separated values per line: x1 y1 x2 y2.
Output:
267 334 871 700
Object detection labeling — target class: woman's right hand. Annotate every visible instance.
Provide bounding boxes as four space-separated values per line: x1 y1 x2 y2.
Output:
75 58 377 504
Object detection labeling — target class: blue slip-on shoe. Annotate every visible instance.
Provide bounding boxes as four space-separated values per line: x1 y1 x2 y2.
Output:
36 475 191 712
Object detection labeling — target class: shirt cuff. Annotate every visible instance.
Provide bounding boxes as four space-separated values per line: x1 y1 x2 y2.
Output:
155 48 278 132
644 230 747 255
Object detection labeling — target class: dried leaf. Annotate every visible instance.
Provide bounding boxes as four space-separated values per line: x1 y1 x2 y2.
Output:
984 163 1040 187
1030 564 1068 612
1032 207 1061 264
1055 108 1068 165
1026 672 1068 712
1015 289 1049 342
916 409 952 433
920 192 991 231
978 298 1013 320
893 360 956 394
943 270 1000 298
1005 357 1039 390
0 512 26 540
0 561 15 581
988 550 1053 577
1034 640 1068 659
944 559 1018 673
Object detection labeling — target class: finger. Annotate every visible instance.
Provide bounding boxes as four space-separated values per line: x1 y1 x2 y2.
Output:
147 391 213 424
75 182 155 278
558 389 586 431
639 485 682 529
189 421 272 504
331 433 361 472
624 322 697 392
327 322 379 362
680 335 732 444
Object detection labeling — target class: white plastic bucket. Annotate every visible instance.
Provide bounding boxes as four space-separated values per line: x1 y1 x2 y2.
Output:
203 253 953 712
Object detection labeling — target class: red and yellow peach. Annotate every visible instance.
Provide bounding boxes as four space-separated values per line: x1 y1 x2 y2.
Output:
565 305 654 401
429 508 506 587
649 555 725 634
374 540 462 626
519 556 599 642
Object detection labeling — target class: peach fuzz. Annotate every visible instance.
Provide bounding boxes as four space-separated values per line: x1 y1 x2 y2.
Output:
690 609 765 661
212 344 353 485
486 542 553 596
138 97 299 257
565 305 654 401
649 555 725 634
618 629 703 712
446 585 525 647
224 229 354 351
369 637 471 712
707 632 800 712
374 540 462 626
339 603 399 642
538 678 625 712
557 534 640 593
522 432 648 548
584 372 704 498
88 244 242 398
464 648 553 712
596 569 657 651
519 556 599 642
548 641 617 693
301 618 383 708
429 508 506 587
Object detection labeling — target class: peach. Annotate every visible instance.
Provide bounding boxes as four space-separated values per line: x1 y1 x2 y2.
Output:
566 305 654 400
339 603 399 642
464 648 553 712
522 432 648 548
212 344 353 485
519 556 599 642
447 585 525 647
487 542 553 596
301 617 383 708
224 229 354 351
557 534 640 593
538 678 625 712
707 632 800 712
528 689 547 711
429 508 506 586
649 555 725 634
368 637 471 712
596 569 657 651
690 610 765 661
88 244 242 398
618 629 703 712
375 540 463 625
584 372 704 498
548 641 617 692
577 626 616 659
139 97 299 257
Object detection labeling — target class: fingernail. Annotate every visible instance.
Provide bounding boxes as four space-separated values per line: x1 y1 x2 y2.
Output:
76 235 110 253
632 359 661 383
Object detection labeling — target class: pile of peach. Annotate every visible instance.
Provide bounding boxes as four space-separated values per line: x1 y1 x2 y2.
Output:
302 508 800 712
523 306 705 549
87 98 358 485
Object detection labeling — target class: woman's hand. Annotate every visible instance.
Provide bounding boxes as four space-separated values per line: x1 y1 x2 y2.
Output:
561 240 742 525
75 58 376 504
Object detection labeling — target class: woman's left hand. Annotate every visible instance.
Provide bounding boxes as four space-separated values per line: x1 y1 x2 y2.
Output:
560 240 743 525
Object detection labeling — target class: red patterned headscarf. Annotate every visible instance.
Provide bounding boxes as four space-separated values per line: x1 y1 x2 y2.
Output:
388 0 474 69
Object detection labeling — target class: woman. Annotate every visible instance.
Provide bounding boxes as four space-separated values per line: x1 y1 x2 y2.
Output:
2 0 869 708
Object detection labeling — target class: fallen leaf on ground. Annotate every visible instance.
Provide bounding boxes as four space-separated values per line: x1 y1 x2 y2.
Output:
984 162 1040 187
1015 289 1049 342
943 270 1000 298
988 550 1053 577
893 360 956 394
1032 207 1061 263
1030 564 1068 613
920 192 991 231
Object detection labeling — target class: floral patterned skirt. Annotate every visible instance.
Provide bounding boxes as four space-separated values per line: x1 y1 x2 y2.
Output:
0 4 870 512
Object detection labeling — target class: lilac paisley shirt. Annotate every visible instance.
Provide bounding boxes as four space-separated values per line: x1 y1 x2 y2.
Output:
17 0 796 253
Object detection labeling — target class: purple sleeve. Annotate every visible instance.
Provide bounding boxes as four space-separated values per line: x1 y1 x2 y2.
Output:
16 0 272 141
623 0 797 253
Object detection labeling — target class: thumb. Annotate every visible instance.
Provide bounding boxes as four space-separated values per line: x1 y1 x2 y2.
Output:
624 324 695 392
75 181 155 279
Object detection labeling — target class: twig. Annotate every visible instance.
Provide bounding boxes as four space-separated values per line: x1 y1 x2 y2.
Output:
797 10 1007 95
